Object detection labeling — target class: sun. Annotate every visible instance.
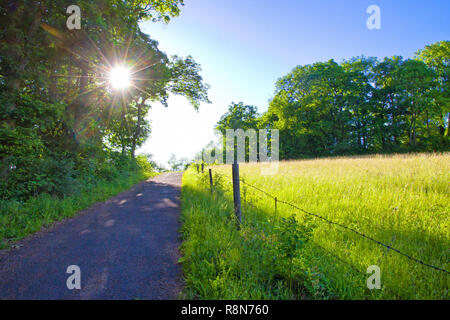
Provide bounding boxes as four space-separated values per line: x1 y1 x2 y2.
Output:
109 65 131 90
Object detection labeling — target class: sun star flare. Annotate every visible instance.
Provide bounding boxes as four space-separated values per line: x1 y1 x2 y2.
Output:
109 65 131 90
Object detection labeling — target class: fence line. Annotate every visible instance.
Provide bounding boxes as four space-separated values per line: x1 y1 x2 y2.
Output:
201 167 450 275
241 180 450 275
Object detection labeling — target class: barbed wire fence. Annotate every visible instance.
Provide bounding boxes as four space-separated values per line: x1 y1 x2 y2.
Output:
241 181 449 274
193 163 449 298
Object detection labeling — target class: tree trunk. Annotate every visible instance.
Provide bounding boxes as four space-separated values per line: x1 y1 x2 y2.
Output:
410 112 417 148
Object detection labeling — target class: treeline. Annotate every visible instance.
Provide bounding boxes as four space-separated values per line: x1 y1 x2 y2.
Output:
215 41 449 160
0 1 209 200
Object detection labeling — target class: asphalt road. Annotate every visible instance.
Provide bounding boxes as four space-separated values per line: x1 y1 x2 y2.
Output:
0 172 183 300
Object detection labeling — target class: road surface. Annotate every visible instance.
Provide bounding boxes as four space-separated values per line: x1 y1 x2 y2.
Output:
0 172 183 300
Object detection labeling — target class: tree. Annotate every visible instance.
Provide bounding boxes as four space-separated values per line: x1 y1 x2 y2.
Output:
262 60 356 158
397 59 436 148
214 102 259 162
415 41 450 140
341 56 378 151
211 41 449 162
168 154 189 171
372 56 407 151
216 102 259 133
0 0 209 200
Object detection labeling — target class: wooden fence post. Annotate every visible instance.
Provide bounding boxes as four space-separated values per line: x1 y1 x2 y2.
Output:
209 168 213 194
272 197 278 232
232 162 242 227
242 179 246 205
274 197 278 214
201 163 204 173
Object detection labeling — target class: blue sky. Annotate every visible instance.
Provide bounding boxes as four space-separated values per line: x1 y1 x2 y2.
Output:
138 0 450 166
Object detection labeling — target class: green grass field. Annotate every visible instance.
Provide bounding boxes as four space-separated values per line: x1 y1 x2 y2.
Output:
180 153 449 299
